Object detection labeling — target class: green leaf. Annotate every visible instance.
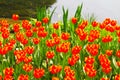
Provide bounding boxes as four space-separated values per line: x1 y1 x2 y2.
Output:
112 56 119 69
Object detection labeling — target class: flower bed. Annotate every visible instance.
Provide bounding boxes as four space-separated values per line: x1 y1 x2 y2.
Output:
0 12 120 80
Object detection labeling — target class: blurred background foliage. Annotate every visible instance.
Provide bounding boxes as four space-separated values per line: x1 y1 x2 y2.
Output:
0 0 56 18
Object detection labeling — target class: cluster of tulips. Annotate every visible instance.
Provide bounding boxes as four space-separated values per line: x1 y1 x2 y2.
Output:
0 12 120 80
